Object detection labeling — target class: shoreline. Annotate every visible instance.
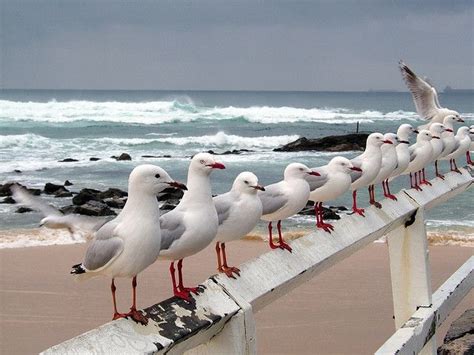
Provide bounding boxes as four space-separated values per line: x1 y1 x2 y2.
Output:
0 241 472 354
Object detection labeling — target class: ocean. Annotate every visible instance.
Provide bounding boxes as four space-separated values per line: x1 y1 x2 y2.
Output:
0 89 473 248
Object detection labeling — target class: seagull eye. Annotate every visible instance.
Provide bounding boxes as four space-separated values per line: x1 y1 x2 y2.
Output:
155 174 160 178
244 180 249 184
200 159 205 164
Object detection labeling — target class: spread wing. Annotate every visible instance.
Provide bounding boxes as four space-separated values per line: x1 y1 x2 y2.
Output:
159 210 186 251
307 165 329 191
399 61 439 121
213 191 236 226
258 182 288 216
11 185 62 217
83 221 123 271
349 157 363 183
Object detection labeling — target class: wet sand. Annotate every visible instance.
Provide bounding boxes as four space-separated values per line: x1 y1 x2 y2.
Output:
0 241 472 354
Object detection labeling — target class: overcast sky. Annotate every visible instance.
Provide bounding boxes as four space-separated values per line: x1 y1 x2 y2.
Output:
1 0 473 91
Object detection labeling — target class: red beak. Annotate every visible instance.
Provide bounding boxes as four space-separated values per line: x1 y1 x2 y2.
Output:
308 171 321 176
383 140 393 144
432 136 440 139
167 181 188 190
446 128 453 132
350 167 362 172
207 162 225 169
252 185 265 191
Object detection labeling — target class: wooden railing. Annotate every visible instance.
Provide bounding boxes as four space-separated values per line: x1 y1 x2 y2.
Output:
42 169 473 355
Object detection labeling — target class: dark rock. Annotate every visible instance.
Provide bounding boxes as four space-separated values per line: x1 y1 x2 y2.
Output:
438 309 474 355
64 180 73 186
104 197 127 209
61 201 116 217
141 154 173 158
16 207 33 213
54 191 73 198
14 169 22 173
159 187 184 202
206 149 252 155
28 188 42 196
163 155 172 158
99 188 128 199
112 153 132 161
274 133 370 152
0 196 16 204
298 202 341 220
160 203 177 212
44 182 69 195
89 157 101 161
59 158 79 162
0 183 16 196
72 188 102 205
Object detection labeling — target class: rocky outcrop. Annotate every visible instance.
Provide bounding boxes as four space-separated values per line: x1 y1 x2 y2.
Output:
61 200 116 217
112 153 132 161
438 309 474 355
298 202 346 220
206 149 253 155
274 133 370 152
59 158 79 162
43 183 70 196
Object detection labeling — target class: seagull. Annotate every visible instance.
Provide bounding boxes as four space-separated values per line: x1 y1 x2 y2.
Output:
10 185 109 238
399 61 462 129
350 133 388 216
307 157 361 233
70 164 186 324
389 124 418 182
404 130 433 190
437 115 465 174
441 126 472 174
159 153 225 301
259 163 320 252
371 133 399 202
213 172 264 278
467 125 474 165
428 123 446 179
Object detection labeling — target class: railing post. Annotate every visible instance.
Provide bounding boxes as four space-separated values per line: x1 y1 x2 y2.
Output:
387 207 436 354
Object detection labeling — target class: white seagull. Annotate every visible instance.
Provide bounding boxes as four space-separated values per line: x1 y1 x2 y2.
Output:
371 133 399 202
404 130 433 190
213 172 264 278
437 115 465 174
307 157 361 233
70 164 186 324
350 133 388 216
441 126 472 173
259 163 320 252
159 153 225 301
399 61 462 129
428 123 446 179
467 125 474 165
389 124 418 180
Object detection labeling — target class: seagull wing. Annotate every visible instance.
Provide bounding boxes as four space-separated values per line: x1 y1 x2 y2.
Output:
399 61 439 120
83 221 123 271
213 191 236 226
258 182 289 216
11 185 62 217
349 157 364 183
159 210 186 251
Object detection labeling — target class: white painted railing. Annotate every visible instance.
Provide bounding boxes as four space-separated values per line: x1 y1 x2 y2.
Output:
42 169 473 355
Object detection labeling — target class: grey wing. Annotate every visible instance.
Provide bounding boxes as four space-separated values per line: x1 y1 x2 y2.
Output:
307 166 329 191
159 211 186 251
409 147 418 162
349 157 363 183
451 138 461 152
258 183 288 216
399 61 438 120
83 221 123 271
213 192 235 226
11 185 62 217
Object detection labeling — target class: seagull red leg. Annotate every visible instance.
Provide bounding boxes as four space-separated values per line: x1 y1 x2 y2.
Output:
268 222 279 249
170 261 190 301
452 159 461 174
318 202 334 232
177 259 200 295
221 243 240 278
384 180 397 200
277 220 292 252
352 190 365 216
413 172 422 191
111 278 127 320
124 276 148 325
435 161 445 179
420 168 432 186
215 242 224 272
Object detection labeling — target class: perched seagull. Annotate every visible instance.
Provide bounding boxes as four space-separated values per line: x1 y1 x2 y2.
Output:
399 61 461 129
307 157 361 233
213 172 264 278
350 133 388 216
438 115 465 174
371 133 399 202
389 124 418 181
159 153 225 301
441 126 472 173
259 163 320 252
428 123 446 179
404 130 433 190
11 185 109 238
70 165 186 324
467 125 474 165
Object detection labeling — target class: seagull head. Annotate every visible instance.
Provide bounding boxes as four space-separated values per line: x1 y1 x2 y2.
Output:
429 123 445 137
329 156 361 174
191 152 225 175
383 133 399 146
456 126 470 137
451 111 464 123
129 164 187 195
417 130 432 142
397 124 417 141
443 115 460 131
284 163 320 181
367 132 385 147
233 172 264 194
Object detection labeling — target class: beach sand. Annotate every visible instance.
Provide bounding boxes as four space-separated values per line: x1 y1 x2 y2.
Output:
0 240 472 355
